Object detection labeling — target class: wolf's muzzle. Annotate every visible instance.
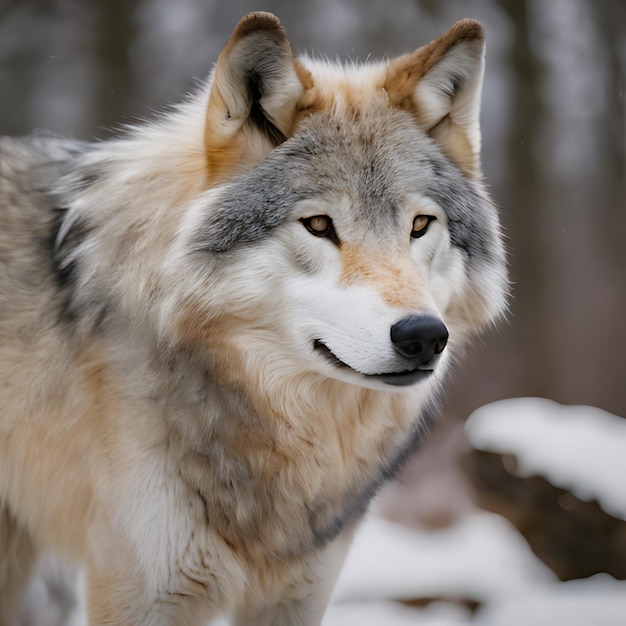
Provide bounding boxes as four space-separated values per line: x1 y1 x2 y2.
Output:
390 314 449 367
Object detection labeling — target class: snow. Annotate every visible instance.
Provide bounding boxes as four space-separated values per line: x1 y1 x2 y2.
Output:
477 574 626 626
327 507 626 625
331 511 554 604
465 397 626 519
325 600 471 625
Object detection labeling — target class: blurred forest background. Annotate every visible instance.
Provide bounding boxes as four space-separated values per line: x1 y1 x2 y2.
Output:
1 0 625 612
0 0 623 420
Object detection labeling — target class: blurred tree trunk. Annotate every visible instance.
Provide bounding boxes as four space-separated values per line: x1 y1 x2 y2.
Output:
496 0 554 397
587 0 626 412
589 0 626 254
92 0 136 134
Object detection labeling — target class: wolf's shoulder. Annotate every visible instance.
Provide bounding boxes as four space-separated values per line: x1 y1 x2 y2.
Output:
0 135 87 230
0 134 87 186
0 136 88 290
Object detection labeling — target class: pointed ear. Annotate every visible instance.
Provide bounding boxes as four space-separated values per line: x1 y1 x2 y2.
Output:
384 20 485 177
205 12 306 182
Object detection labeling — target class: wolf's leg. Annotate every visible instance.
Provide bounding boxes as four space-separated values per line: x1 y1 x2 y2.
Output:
84 550 163 626
85 539 220 626
0 506 36 626
86 567 221 626
233 524 357 626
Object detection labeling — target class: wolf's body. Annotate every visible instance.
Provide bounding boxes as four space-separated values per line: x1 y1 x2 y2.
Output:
0 13 507 626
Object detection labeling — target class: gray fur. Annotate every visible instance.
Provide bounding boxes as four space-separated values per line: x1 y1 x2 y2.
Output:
0 137 101 328
424 153 498 263
197 105 499 278
196 147 314 254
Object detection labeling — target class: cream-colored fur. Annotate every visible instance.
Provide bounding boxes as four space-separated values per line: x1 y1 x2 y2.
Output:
0 12 506 625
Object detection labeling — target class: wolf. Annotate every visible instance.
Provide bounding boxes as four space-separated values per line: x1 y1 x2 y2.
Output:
0 11 507 626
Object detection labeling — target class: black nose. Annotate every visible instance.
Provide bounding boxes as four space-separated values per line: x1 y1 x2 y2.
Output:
390 315 449 366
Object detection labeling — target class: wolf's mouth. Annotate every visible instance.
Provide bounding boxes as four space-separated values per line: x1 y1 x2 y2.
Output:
313 340 433 387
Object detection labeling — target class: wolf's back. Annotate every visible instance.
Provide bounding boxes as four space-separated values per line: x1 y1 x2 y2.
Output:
0 137 81 327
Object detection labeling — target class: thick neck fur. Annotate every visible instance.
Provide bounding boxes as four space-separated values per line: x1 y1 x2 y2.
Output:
108 318 430 562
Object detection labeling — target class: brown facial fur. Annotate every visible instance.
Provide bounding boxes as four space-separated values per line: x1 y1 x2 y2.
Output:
340 243 430 311
383 19 484 112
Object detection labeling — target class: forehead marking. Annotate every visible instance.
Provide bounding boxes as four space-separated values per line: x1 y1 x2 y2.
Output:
339 243 427 310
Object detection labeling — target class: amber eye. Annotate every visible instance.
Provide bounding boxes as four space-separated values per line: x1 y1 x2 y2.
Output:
300 215 340 245
305 215 330 234
411 215 435 239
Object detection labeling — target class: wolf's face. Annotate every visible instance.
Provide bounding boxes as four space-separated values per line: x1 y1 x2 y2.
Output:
280 111 459 390
166 15 507 392
181 105 503 392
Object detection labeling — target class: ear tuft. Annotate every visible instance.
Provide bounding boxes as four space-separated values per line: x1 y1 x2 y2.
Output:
385 20 486 177
205 12 304 182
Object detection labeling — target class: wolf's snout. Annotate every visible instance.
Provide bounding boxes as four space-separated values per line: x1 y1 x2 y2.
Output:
390 315 449 366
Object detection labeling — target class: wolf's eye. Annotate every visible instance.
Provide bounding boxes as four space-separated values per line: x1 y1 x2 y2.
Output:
304 215 330 234
300 215 340 246
411 215 435 239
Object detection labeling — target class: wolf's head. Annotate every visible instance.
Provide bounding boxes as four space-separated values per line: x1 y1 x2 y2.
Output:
166 13 507 392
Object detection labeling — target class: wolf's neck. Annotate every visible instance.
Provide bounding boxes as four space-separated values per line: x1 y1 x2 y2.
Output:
105 317 428 558
160 343 426 556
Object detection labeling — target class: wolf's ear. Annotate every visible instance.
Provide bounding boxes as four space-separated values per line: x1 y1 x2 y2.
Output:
385 20 485 177
205 12 306 182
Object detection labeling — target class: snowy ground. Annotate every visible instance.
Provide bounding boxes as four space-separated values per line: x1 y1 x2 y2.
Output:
19 398 626 625
326 511 626 625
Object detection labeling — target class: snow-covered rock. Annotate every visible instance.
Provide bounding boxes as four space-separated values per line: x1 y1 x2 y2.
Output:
465 397 626 519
